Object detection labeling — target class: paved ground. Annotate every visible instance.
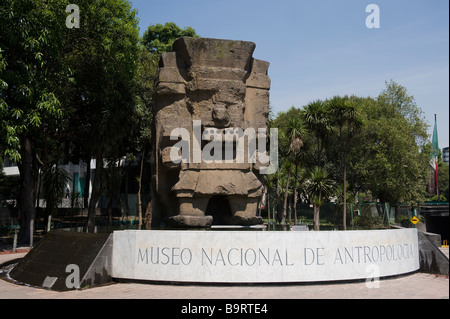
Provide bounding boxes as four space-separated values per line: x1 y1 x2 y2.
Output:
0 252 448 300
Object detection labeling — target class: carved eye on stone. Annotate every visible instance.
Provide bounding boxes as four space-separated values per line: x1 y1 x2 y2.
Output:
212 107 229 123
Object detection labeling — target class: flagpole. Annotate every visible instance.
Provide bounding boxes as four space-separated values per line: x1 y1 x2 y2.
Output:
434 114 439 201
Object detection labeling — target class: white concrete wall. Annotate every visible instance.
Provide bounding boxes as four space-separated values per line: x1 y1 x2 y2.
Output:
112 229 419 283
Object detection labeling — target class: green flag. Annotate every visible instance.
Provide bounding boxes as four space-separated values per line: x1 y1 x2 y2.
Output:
431 115 439 158
431 115 439 198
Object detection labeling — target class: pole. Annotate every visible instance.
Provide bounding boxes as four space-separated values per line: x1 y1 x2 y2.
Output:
29 219 34 249
358 192 361 214
13 227 18 253
433 114 439 201
47 215 52 233
272 206 275 229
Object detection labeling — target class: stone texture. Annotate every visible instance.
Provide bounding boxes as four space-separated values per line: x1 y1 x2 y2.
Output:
167 215 213 228
151 37 270 227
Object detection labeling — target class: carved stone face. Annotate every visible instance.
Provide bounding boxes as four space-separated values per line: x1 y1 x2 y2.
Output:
185 79 246 129
178 38 255 129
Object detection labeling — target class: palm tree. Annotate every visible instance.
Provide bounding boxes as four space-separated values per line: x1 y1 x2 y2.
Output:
302 100 333 166
280 160 293 224
306 166 334 230
327 96 362 230
285 117 307 225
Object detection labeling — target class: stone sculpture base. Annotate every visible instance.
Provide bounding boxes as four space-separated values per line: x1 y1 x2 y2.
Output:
167 215 263 228
167 215 213 228
230 216 263 226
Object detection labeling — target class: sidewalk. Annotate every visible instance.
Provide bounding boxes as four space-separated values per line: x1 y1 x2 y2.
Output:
0 252 448 299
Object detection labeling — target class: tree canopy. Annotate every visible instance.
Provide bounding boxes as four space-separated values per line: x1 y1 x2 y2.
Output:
0 0 202 240
268 81 433 229
142 22 198 54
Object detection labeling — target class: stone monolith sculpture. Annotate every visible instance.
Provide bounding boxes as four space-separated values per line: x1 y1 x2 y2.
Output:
151 37 270 227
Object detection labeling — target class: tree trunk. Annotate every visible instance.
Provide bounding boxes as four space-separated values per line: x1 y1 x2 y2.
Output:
87 187 100 232
385 203 390 227
282 168 291 224
17 136 36 245
267 187 271 224
144 198 153 230
275 176 280 223
293 164 298 225
288 194 292 225
313 204 319 231
343 158 347 230
83 158 91 209
313 189 322 231
137 147 145 230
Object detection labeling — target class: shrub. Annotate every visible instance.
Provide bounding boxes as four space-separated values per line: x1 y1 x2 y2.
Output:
353 214 383 229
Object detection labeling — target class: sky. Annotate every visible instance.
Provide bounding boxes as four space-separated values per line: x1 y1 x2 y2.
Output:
130 0 449 149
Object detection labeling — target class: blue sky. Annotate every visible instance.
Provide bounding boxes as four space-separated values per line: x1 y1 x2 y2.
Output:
130 0 449 149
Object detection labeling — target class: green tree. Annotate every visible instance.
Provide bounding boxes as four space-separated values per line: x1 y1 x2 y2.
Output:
300 100 333 228
284 117 307 224
41 165 71 227
142 22 198 55
279 159 292 224
302 100 333 166
1 0 69 243
306 166 334 230
270 106 303 223
62 0 141 229
353 82 430 223
437 162 449 201
327 95 362 229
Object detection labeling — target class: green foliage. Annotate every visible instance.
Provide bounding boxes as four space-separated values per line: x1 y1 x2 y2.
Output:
285 117 306 155
41 165 71 216
352 81 430 207
142 22 199 54
268 80 432 229
437 158 449 201
353 214 384 229
64 0 141 159
306 167 334 206
0 0 68 162
428 194 448 202
302 99 333 165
